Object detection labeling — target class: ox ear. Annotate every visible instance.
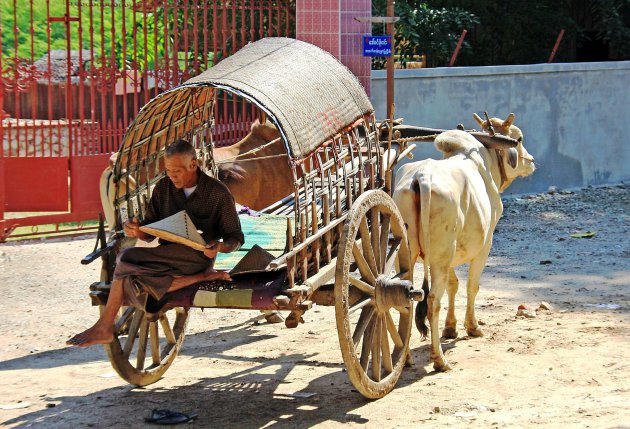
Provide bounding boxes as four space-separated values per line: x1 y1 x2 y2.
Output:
473 113 484 127
507 148 518 168
503 113 515 128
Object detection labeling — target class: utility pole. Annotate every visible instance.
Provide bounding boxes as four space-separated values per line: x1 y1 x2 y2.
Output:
386 0 395 120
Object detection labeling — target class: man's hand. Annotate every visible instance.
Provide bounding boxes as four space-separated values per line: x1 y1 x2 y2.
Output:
203 266 231 281
203 240 222 259
123 217 148 240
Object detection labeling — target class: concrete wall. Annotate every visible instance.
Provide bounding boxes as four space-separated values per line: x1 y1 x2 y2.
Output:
371 61 630 194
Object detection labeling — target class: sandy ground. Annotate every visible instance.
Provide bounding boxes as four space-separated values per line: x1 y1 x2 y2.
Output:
0 184 629 428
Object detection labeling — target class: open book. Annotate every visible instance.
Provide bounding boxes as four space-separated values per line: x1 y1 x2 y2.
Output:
139 210 206 251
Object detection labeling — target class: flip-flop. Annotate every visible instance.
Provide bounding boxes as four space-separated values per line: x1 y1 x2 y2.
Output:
144 409 198 425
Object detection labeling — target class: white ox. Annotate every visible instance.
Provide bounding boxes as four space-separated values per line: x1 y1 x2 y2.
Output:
392 113 535 371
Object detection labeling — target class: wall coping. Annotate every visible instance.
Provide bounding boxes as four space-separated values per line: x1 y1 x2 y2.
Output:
372 60 630 80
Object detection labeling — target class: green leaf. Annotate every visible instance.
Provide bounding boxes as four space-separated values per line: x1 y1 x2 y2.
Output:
570 231 596 238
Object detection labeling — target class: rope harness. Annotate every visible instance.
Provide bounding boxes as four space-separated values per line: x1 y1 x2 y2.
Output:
214 137 284 164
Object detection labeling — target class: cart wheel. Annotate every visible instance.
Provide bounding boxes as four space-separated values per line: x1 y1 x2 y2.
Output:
335 190 414 399
103 306 189 386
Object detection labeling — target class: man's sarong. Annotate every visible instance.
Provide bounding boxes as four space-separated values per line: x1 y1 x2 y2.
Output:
114 243 211 311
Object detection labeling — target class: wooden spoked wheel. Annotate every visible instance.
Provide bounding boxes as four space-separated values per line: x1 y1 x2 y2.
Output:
103 306 189 386
335 190 414 399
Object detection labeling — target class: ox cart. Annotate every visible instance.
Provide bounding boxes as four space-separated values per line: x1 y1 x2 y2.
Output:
82 37 424 399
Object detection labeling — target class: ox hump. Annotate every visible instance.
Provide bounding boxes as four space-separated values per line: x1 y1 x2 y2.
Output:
434 130 481 157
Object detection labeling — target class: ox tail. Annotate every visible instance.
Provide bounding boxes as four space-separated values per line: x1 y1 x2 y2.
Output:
413 174 431 338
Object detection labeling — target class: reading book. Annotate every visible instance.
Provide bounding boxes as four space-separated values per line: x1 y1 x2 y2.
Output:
139 210 206 251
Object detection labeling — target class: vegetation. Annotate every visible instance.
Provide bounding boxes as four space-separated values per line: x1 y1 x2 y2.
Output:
2 1 627 70
371 0 630 68
1 0 294 73
1 0 165 70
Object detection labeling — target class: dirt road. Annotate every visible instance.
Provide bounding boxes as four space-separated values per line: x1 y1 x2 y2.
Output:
1 184 629 428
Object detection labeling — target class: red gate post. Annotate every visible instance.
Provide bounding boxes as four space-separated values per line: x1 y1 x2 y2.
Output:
0 157 5 241
0 57 4 238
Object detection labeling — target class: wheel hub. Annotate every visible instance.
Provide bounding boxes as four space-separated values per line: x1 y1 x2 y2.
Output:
375 275 413 311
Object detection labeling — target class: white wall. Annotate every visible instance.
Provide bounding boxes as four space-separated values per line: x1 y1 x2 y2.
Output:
371 61 630 194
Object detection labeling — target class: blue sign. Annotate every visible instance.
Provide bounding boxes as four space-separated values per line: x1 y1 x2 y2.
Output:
362 35 392 57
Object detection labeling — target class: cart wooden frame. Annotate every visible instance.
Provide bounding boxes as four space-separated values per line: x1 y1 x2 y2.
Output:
83 38 423 399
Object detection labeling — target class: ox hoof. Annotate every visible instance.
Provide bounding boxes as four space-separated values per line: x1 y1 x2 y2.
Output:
442 326 458 339
433 360 452 372
466 327 484 337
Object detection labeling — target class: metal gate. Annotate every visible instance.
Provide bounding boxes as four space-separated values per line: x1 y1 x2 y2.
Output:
0 0 295 240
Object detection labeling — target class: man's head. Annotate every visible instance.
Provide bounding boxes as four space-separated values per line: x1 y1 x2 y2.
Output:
164 139 198 189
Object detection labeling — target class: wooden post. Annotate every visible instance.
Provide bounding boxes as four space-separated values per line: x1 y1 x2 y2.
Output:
311 200 320 273
286 217 295 288
300 212 307 282
386 0 395 120
322 193 331 264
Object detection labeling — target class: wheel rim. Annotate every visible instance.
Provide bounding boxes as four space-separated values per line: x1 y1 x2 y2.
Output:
335 190 413 399
104 306 189 386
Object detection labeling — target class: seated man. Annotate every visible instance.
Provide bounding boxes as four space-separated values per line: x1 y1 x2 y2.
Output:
68 139 244 347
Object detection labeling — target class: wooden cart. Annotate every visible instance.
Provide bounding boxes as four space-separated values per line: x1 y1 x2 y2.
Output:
82 38 423 399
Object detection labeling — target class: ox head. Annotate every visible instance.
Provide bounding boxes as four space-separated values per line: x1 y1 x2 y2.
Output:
473 113 536 191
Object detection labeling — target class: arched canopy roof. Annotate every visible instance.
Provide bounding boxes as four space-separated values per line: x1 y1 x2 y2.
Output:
118 37 374 164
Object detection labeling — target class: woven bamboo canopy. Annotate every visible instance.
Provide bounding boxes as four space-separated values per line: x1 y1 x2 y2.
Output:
116 37 374 172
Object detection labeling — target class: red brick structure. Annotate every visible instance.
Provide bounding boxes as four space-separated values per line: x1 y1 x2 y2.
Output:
296 0 372 95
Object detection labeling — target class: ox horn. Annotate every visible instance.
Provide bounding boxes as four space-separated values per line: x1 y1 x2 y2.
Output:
503 113 515 127
473 113 484 127
468 132 519 149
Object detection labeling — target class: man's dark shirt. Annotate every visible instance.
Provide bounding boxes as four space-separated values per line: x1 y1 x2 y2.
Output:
142 168 244 246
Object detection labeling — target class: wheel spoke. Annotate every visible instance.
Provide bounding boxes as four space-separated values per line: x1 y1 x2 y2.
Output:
136 318 149 370
352 242 377 285
122 310 144 357
360 317 376 371
150 321 160 366
369 209 381 272
359 218 379 278
349 297 373 315
371 315 382 382
380 316 393 374
114 307 135 333
396 304 410 316
349 275 375 296
385 310 404 349
353 306 375 349
383 238 401 275
379 214 391 272
159 313 177 345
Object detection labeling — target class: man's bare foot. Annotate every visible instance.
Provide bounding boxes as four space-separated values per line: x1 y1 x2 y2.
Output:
66 325 114 348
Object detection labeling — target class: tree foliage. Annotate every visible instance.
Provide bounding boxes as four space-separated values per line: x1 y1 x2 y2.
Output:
372 0 478 68
371 0 630 68
1 0 295 75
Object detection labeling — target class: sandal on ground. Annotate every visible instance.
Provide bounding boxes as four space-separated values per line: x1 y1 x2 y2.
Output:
144 409 198 425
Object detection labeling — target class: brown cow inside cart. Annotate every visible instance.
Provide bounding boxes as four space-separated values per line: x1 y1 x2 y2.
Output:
81 38 423 399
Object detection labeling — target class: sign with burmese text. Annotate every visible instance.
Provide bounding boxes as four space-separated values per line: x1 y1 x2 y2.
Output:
362 35 392 57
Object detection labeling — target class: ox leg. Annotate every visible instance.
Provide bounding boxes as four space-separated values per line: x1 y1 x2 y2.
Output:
427 265 451 371
442 268 459 339
464 249 489 338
